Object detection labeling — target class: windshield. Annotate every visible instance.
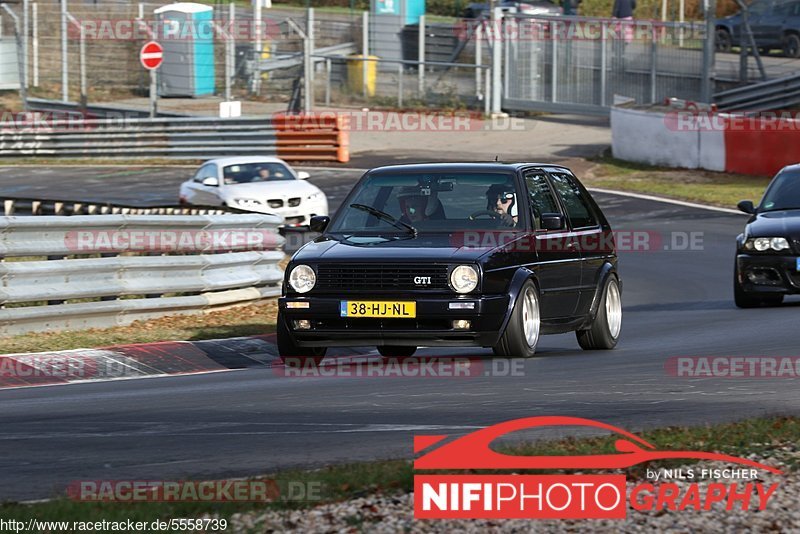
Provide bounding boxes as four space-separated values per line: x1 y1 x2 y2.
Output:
329 172 523 233
222 162 294 185
760 170 800 211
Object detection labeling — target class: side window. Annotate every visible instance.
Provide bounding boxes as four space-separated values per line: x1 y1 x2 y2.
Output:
748 0 769 16
774 2 791 16
193 164 217 183
524 171 560 218
548 172 599 229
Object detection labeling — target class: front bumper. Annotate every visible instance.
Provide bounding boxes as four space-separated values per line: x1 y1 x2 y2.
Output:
279 294 510 347
237 200 328 226
737 253 800 294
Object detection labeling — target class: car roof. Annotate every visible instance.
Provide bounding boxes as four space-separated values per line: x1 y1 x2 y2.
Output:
203 156 288 167
779 163 800 175
366 162 571 174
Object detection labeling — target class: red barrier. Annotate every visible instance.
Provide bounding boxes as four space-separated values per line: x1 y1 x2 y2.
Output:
272 113 349 163
724 114 800 176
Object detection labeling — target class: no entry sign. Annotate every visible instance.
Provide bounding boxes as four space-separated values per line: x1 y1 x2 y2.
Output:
140 41 164 70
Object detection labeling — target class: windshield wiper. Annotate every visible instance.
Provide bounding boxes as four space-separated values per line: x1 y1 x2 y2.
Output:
349 203 417 236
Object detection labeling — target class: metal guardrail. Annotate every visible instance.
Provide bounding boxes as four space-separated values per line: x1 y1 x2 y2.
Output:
0 214 285 335
1 196 237 217
713 72 800 111
0 113 350 162
27 97 190 119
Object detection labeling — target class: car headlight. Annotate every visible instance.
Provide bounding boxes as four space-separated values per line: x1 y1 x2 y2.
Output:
288 264 316 293
233 198 262 207
745 237 791 252
450 265 479 294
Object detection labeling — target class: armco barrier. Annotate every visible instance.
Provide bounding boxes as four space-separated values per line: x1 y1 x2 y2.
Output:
610 106 725 172
1 196 237 216
611 106 800 176
0 214 285 335
0 115 349 162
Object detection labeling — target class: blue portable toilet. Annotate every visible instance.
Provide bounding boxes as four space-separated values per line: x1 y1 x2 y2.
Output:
370 0 426 67
154 3 215 97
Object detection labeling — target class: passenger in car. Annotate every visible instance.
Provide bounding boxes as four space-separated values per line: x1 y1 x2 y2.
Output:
398 186 445 223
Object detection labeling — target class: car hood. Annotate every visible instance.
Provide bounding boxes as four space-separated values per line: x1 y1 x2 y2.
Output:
746 210 800 239
220 180 321 199
293 232 527 263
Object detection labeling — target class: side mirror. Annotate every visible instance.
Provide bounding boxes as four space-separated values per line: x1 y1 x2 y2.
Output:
202 176 219 187
737 200 755 214
297 171 311 180
309 215 330 233
540 213 565 230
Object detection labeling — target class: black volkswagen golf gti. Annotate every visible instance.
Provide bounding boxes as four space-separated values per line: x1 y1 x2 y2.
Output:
278 163 622 361
735 164 800 307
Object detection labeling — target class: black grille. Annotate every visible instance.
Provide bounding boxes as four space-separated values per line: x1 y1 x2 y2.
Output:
268 199 284 208
316 264 450 291
288 197 301 207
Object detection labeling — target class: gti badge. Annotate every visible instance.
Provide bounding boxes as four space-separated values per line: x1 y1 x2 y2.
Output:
414 276 432 285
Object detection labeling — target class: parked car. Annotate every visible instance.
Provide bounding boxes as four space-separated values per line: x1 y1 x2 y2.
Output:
464 0 563 18
735 164 800 307
179 156 328 226
716 0 800 57
278 163 621 362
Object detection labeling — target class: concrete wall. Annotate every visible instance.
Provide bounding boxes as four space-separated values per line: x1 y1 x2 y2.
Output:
611 107 726 173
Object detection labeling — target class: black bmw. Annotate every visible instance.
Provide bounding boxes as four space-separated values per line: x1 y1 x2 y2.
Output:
277 163 622 361
735 164 800 307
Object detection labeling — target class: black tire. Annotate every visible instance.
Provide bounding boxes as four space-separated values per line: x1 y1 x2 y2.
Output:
576 275 622 350
277 314 327 365
492 280 540 358
716 28 732 53
377 346 417 358
783 33 800 58
734 265 784 308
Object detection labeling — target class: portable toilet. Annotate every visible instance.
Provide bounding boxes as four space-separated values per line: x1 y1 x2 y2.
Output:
154 3 215 97
370 0 425 67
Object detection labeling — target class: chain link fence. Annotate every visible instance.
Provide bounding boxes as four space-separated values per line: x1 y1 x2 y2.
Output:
503 14 707 114
0 1 488 113
6 3 782 116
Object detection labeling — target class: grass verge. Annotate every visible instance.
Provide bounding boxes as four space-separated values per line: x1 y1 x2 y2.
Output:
584 155 772 209
0 300 279 355
0 415 797 522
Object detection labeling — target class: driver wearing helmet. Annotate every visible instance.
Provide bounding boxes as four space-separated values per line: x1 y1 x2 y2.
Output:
486 184 518 227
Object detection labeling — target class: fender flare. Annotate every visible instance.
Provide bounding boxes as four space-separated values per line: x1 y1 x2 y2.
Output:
493 267 539 345
579 262 620 330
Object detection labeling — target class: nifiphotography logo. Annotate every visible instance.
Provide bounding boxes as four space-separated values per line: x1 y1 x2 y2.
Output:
413 416 782 519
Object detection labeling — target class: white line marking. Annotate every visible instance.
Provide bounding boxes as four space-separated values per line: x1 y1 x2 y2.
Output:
587 187 744 215
0 369 233 391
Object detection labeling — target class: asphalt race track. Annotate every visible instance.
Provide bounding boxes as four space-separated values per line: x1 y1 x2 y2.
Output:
0 166 362 213
0 170 799 501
